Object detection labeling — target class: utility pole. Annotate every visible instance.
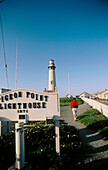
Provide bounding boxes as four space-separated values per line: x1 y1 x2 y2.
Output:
15 38 18 89
68 72 70 95
0 0 9 88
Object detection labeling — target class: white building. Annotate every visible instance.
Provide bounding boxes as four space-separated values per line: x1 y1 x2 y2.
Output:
79 91 91 98
65 94 73 98
78 89 108 100
92 89 108 99
0 88 13 136
101 90 108 99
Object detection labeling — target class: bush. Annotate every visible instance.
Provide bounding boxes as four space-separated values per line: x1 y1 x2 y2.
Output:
0 130 15 170
25 121 82 169
60 98 83 106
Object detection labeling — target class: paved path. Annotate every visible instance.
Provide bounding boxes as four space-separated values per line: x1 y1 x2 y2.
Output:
60 102 108 168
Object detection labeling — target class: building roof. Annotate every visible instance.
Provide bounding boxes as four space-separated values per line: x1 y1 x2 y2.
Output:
66 94 73 98
92 89 108 95
79 91 91 96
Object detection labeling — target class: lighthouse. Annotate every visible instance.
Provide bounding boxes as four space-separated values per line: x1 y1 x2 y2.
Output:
48 59 56 91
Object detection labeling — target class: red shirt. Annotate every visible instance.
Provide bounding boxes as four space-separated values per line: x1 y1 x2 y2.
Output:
71 100 79 108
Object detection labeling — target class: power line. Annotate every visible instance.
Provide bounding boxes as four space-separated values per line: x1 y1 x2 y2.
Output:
0 12 9 88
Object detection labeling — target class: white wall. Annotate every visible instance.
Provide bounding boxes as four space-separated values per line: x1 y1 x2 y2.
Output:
81 98 108 118
0 121 13 136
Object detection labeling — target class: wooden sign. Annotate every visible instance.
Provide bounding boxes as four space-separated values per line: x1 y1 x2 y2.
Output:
0 89 60 121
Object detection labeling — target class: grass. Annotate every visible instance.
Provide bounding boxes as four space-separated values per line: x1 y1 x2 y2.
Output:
60 97 83 106
98 99 108 101
77 109 108 139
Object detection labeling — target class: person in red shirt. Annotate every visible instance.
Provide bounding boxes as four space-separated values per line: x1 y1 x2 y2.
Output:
71 98 79 121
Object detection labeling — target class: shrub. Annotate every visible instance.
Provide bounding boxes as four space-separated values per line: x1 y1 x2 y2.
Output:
25 121 82 169
0 130 15 170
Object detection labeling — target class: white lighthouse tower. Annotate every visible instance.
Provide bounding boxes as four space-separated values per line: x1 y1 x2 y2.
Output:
48 59 56 91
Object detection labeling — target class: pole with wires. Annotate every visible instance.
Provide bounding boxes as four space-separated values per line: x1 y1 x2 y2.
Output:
15 38 18 89
68 72 70 95
0 12 9 88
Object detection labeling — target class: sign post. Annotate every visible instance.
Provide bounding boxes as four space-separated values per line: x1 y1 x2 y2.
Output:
54 115 60 155
15 122 25 169
55 119 60 155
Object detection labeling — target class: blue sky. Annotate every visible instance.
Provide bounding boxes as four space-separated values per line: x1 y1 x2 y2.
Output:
0 0 108 97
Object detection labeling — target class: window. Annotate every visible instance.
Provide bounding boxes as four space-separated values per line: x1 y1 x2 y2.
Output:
19 115 25 119
51 80 53 85
104 93 108 97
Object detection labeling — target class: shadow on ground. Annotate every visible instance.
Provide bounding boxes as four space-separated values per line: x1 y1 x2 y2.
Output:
78 127 108 152
72 158 108 170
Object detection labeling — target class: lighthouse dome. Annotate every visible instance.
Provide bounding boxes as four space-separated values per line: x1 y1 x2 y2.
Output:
49 59 54 65
48 59 56 69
